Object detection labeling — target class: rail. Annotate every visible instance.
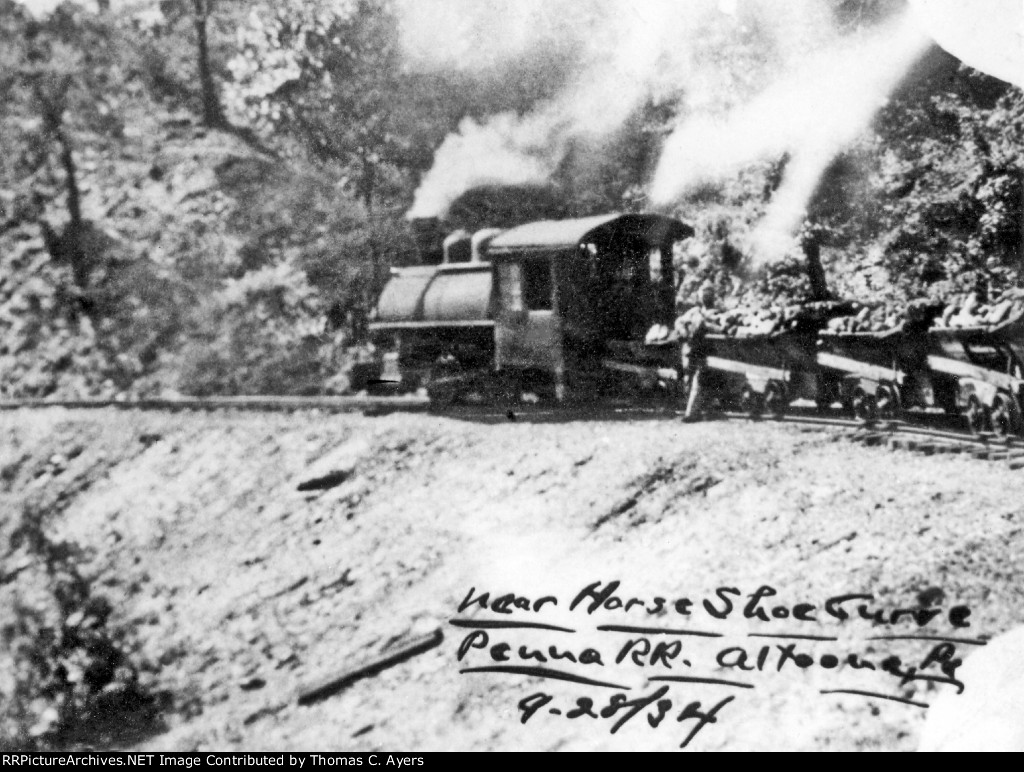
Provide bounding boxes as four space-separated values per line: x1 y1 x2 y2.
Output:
0 395 431 413
3 396 1021 463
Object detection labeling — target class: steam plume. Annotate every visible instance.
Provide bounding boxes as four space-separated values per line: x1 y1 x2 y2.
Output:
399 0 930 259
403 0 706 219
651 14 930 263
407 113 564 219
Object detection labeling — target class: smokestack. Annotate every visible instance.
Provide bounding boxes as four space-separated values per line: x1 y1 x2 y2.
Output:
410 217 445 265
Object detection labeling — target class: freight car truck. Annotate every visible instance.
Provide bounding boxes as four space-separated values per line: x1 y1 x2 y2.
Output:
928 311 1024 436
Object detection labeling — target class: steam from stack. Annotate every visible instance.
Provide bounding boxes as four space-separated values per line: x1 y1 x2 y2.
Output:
400 0 901 228
398 0 1021 271
396 0 933 265
650 15 930 265
403 0 695 220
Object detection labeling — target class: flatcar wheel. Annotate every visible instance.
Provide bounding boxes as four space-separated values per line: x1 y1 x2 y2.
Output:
990 393 1014 438
815 380 840 413
740 386 763 419
964 396 987 435
852 389 876 423
764 382 787 419
875 385 899 421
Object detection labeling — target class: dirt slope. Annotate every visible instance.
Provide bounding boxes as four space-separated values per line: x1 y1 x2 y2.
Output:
2 407 1023 751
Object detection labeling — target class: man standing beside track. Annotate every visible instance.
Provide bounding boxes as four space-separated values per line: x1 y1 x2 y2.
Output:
680 282 716 422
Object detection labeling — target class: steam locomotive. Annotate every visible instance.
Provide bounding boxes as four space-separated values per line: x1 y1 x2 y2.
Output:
368 213 1024 436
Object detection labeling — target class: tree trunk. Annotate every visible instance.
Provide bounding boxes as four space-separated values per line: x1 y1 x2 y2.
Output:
56 129 89 289
802 236 830 300
360 154 376 213
193 0 224 128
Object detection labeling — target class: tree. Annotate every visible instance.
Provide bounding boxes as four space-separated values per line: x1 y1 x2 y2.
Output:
0 2 126 293
228 0 407 211
189 0 226 127
863 61 1023 299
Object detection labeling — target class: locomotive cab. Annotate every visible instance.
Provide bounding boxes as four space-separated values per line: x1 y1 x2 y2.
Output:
486 213 692 400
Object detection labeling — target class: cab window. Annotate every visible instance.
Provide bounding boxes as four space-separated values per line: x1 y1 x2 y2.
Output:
522 259 553 311
497 262 524 312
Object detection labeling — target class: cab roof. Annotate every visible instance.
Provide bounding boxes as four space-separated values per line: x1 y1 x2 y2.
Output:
486 213 693 255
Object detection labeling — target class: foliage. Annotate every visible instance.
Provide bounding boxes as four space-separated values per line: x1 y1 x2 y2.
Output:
228 0 409 209
0 0 1022 403
872 75 1024 300
0 1 133 285
176 261 351 395
1 502 164 750
445 185 571 232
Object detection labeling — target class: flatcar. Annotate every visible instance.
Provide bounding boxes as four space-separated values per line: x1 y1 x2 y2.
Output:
927 314 1024 435
696 306 1024 436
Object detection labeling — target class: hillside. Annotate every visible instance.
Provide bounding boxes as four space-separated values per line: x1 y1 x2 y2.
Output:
0 103 390 400
2 407 1023 751
2 1 1020 404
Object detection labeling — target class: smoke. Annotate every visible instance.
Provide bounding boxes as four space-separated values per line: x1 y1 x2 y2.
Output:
399 0 928 257
405 0 682 219
408 113 564 219
402 0 707 219
651 14 930 263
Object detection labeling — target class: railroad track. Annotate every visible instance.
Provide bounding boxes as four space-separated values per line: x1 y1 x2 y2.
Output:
0 395 432 414
3 395 1021 464
719 410 1024 464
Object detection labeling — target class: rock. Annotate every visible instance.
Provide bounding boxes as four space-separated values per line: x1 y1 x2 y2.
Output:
240 677 266 691
297 469 351 492
139 433 163 447
297 438 371 492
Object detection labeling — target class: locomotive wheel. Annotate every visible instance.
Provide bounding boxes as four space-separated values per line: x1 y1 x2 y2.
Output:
875 385 900 421
990 393 1014 438
426 380 459 408
740 386 763 418
490 371 523 407
964 396 988 435
425 355 465 408
852 389 877 423
764 382 787 419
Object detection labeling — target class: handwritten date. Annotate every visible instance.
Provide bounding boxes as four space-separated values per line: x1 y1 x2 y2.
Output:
517 686 734 748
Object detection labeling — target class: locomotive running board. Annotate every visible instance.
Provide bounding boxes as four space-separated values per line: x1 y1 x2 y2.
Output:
816 352 905 385
368 320 495 331
706 357 788 382
927 355 1022 391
